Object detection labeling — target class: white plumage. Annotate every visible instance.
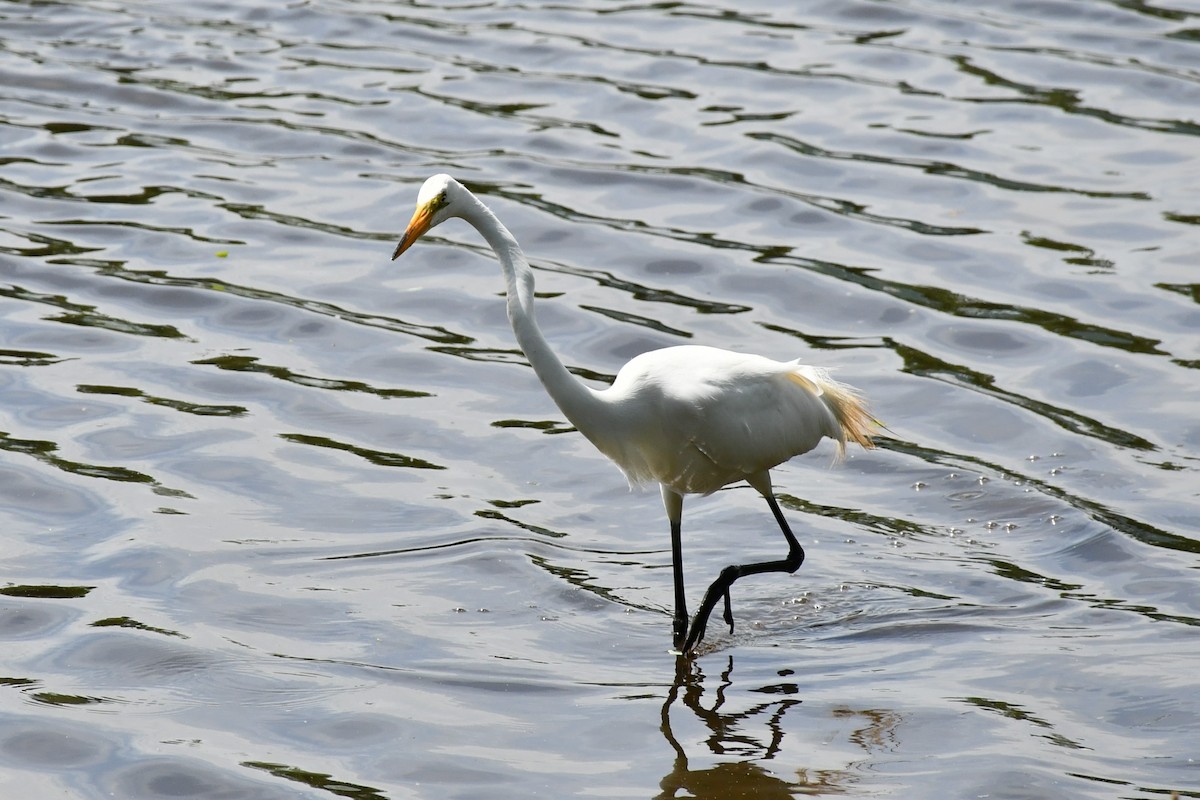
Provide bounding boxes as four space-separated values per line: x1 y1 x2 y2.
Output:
392 174 875 655
591 346 863 496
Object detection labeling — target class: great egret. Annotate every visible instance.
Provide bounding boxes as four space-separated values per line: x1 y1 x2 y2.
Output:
392 174 875 655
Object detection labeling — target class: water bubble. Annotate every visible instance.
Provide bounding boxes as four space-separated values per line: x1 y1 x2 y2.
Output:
912 481 927 490
977 476 990 485
1027 454 1040 461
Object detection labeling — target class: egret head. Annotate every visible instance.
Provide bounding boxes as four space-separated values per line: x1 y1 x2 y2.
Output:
391 174 465 260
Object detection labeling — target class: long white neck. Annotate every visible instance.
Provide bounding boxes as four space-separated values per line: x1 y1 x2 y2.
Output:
458 195 603 434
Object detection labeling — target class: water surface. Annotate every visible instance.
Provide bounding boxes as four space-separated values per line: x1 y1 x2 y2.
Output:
1 1 1198 798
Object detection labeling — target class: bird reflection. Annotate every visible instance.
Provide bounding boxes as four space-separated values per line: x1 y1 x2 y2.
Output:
656 655 842 799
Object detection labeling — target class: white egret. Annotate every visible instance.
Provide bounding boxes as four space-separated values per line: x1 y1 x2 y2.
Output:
392 174 875 655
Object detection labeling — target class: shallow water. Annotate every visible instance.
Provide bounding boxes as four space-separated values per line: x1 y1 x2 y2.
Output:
1 0 1198 797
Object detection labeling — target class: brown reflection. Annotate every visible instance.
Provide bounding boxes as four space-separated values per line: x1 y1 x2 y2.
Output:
657 656 847 799
278 432 444 471
242 761 387 800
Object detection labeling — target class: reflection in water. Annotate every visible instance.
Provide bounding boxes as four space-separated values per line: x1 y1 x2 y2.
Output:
242 761 387 800
0 428 169 489
658 656 866 798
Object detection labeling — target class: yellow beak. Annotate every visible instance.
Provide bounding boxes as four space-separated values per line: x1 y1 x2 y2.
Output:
391 202 436 260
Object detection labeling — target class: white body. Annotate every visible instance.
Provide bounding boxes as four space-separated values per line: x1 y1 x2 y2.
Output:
584 345 850 496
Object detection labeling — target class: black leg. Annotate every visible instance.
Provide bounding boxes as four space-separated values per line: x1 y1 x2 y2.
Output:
661 488 689 651
670 517 688 650
682 491 805 655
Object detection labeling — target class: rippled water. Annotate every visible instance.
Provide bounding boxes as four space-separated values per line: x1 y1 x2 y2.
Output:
2 0 1198 797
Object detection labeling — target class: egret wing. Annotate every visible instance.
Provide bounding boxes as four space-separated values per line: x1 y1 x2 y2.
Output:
669 362 842 491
